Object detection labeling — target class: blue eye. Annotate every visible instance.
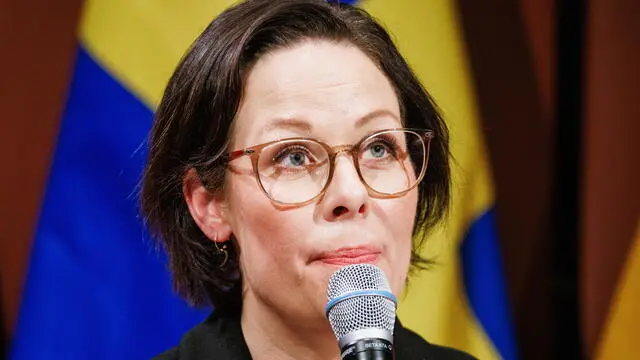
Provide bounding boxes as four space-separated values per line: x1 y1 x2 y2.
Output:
367 143 389 158
362 138 397 161
272 145 314 168
285 151 308 166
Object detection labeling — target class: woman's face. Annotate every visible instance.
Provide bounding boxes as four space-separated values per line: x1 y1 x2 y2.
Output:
223 40 417 326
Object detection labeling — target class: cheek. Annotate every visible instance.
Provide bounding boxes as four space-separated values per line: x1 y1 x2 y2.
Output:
381 192 417 294
226 176 308 282
385 191 417 247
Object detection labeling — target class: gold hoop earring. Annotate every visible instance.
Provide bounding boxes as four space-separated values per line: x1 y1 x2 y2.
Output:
213 237 228 268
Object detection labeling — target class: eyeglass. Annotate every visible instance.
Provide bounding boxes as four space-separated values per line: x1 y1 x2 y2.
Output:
211 128 434 206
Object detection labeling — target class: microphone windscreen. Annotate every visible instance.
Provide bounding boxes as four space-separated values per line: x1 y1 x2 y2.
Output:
325 264 397 342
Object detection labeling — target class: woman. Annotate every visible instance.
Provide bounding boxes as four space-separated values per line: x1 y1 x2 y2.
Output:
141 0 476 359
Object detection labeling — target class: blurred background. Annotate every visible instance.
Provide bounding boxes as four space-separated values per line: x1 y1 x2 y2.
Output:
0 0 637 359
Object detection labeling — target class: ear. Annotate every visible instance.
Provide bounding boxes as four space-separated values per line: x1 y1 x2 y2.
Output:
183 168 232 243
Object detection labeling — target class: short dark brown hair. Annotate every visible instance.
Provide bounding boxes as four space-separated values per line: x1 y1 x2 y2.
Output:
140 0 451 315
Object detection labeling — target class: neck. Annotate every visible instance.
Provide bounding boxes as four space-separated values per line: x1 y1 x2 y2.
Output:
240 291 341 360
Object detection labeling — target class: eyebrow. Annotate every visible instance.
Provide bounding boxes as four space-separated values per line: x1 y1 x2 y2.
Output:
355 109 401 128
260 109 400 135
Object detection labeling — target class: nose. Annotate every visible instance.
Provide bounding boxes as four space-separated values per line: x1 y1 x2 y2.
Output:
319 154 370 221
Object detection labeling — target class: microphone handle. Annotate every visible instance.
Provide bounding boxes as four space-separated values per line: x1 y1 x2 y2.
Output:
341 338 394 360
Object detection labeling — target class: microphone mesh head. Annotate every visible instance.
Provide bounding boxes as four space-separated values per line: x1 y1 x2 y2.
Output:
326 264 396 340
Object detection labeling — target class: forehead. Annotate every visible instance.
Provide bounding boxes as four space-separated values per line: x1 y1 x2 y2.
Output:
232 40 402 147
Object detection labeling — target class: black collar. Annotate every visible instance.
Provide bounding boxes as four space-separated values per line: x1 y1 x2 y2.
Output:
156 312 476 360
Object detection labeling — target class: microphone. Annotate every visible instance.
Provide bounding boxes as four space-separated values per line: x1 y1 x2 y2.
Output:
325 264 397 360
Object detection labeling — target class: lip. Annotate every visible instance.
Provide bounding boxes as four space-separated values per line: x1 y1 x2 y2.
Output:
314 245 382 266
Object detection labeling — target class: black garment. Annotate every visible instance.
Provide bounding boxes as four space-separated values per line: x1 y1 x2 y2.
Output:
154 312 476 360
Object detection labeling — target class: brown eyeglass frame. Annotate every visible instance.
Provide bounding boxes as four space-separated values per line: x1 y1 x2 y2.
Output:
210 128 434 207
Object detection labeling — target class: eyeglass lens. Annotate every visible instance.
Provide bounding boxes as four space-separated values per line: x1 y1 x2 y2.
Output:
256 130 427 204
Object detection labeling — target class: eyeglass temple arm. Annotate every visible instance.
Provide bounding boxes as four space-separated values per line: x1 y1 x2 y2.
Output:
221 149 256 163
